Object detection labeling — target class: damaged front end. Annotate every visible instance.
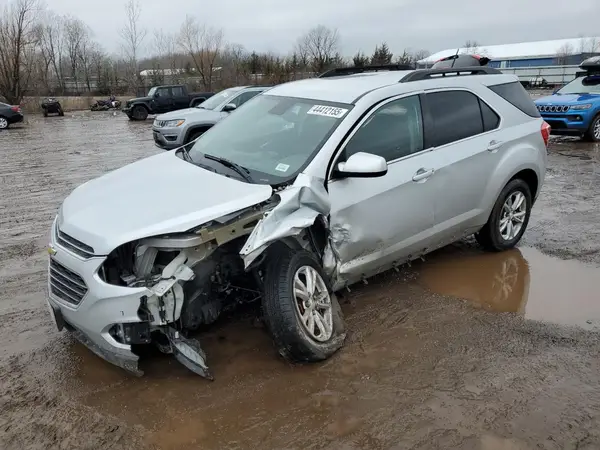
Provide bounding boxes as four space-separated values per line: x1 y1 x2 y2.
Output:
99 203 270 379
87 174 345 379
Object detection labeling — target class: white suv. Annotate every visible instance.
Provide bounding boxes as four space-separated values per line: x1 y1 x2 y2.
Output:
46 65 549 379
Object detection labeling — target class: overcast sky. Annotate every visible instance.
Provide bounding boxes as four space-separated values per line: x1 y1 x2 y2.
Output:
43 0 600 58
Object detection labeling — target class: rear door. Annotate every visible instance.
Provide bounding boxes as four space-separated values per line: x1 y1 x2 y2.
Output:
171 86 189 110
422 89 503 242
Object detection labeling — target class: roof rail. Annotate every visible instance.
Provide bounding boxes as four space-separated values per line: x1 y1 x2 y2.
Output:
319 64 414 78
400 66 502 82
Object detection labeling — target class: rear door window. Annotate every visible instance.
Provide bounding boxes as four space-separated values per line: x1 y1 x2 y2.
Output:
488 81 541 117
426 90 484 147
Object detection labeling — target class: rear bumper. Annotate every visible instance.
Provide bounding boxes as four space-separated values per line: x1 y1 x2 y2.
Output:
8 114 24 124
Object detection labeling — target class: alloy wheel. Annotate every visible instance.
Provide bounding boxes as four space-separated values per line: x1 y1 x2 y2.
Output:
292 266 333 342
499 191 527 241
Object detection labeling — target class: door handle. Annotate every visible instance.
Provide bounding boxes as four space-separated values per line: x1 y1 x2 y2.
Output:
487 140 503 151
412 168 434 182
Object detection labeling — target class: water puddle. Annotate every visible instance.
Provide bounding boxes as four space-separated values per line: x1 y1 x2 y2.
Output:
419 247 600 330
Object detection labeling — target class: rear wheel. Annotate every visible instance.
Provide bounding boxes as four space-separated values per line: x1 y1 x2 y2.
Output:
131 105 148 121
58 108 64 117
43 110 48 117
584 114 600 142
476 179 532 252
262 244 346 363
0 116 8 129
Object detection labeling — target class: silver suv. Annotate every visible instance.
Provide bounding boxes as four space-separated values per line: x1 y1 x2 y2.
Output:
46 65 548 379
152 85 269 150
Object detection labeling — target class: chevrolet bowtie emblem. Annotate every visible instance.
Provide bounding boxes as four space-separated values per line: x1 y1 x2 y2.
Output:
47 244 57 256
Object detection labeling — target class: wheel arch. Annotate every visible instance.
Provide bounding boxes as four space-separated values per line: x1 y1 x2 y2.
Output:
184 124 213 143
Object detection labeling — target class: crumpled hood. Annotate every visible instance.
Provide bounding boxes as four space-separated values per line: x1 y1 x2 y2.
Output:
58 151 273 255
535 93 600 105
156 107 225 122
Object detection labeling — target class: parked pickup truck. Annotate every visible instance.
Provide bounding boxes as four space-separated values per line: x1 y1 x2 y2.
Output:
122 85 214 121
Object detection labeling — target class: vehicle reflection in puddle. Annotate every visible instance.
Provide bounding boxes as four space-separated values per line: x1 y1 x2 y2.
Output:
419 246 600 330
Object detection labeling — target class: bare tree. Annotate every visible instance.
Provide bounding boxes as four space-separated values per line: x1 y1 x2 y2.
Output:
295 25 340 73
556 43 574 65
0 0 41 103
179 15 224 91
120 0 146 94
39 12 66 94
63 17 88 94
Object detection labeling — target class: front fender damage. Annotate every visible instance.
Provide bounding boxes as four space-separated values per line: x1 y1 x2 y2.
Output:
240 173 332 267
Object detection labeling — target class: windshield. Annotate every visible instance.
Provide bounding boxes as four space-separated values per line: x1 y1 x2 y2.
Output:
147 87 157 97
557 75 600 95
188 94 352 184
197 88 242 110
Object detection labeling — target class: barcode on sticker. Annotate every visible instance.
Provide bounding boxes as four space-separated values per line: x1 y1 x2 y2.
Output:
307 105 348 119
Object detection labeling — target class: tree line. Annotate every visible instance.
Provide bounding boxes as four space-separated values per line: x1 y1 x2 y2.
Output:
0 0 431 104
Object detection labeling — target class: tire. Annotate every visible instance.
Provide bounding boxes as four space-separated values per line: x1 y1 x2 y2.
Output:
262 243 346 363
475 179 532 252
43 110 48 117
131 105 148 121
0 116 8 129
584 114 600 142
58 108 64 117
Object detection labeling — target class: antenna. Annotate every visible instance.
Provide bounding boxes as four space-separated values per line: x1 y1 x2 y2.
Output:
450 48 460 68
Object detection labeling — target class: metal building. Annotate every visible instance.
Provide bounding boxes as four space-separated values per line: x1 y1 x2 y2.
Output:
418 37 600 86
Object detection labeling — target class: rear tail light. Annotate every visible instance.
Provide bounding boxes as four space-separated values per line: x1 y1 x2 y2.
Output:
10 105 21 113
541 121 551 147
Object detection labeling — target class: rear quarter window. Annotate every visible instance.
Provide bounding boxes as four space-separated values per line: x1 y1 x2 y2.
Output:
488 81 541 118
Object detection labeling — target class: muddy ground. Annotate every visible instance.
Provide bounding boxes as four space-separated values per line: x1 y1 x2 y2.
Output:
0 112 599 450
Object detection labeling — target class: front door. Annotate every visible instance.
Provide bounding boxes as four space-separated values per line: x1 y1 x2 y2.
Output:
327 94 437 284
153 87 174 113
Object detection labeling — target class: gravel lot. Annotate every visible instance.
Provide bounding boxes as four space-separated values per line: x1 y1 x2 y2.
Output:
0 111 599 450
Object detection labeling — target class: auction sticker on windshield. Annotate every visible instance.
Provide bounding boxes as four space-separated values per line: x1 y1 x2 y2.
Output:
275 163 290 172
307 105 348 119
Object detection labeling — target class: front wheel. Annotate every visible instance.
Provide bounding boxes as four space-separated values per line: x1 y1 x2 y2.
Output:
476 179 532 252
262 244 346 363
131 105 148 121
585 114 600 142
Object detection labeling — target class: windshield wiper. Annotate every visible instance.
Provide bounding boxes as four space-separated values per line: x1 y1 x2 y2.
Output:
175 145 193 162
203 154 253 182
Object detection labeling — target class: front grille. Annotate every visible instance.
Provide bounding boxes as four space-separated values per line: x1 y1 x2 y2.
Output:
49 259 88 306
538 105 570 113
56 227 95 259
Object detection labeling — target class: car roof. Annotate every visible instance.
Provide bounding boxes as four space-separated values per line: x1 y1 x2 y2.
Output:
267 71 413 104
265 69 518 105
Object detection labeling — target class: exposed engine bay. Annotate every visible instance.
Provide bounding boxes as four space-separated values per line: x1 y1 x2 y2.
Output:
98 199 320 379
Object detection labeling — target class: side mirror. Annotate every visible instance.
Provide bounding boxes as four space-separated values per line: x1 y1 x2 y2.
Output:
333 152 388 179
153 91 160 98
222 103 237 113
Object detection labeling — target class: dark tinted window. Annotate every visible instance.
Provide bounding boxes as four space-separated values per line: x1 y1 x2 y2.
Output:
156 88 169 98
488 81 540 117
171 86 185 97
345 95 424 162
480 99 500 131
428 91 483 146
230 90 261 107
